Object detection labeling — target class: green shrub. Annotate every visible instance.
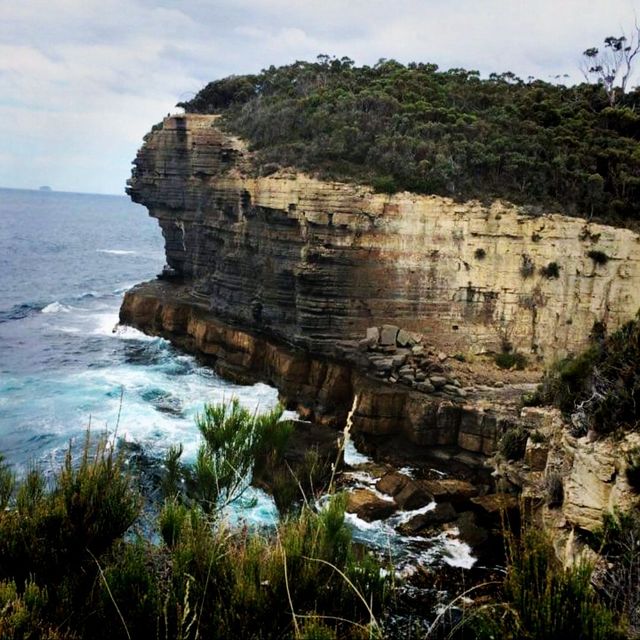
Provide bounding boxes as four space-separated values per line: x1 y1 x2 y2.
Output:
540 313 640 434
540 261 560 278
460 525 624 639
588 249 610 265
371 175 398 194
494 351 528 370
520 254 535 279
499 426 529 460
595 510 640 632
0 436 139 587
503 528 623 639
166 399 293 513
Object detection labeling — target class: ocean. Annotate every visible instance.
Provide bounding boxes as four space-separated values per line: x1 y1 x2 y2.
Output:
0 187 280 524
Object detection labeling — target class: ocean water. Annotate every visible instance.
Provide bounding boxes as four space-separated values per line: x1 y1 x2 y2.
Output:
0 187 280 524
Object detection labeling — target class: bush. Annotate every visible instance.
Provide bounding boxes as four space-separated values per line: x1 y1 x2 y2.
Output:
164 399 293 513
494 351 528 370
499 425 529 460
371 175 398 194
460 526 625 639
0 436 139 587
474 247 486 260
596 510 640 634
541 313 640 435
520 254 535 279
503 528 624 639
588 249 610 265
540 261 560 278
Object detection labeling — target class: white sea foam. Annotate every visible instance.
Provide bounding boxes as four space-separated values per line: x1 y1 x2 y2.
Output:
42 301 71 314
97 249 137 255
390 501 437 526
344 439 373 466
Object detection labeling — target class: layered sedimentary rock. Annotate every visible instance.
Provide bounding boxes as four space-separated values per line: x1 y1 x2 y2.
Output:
122 113 640 453
121 282 518 454
128 114 640 360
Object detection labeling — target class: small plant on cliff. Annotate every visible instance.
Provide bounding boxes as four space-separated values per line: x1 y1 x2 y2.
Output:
588 249 610 265
540 261 561 279
540 312 640 435
474 247 487 260
520 254 535 279
499 425 529 460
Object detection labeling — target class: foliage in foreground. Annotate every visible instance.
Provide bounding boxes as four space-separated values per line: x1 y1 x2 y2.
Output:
461 526 625 640
0 404 386 639
177 56 640 224
538 313 640 435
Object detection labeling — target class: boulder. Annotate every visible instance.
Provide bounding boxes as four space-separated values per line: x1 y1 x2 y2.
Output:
376 471 410 497
392 353 408 368
346 489 396 522
395 481 434 510
380 324 399 346
470 493 518 519
421 479 479 508
455 511 489 548
398 502 457 535
396 329 413 347
430 375 448 389
366 327 380 343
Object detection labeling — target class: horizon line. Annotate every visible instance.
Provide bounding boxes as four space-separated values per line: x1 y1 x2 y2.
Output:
0 185 128 198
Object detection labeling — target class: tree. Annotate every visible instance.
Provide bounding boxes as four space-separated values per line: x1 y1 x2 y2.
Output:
583 26 640 106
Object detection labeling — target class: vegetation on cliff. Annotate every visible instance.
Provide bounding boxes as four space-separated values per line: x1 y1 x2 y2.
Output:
538 313 640 435
179 56 640 225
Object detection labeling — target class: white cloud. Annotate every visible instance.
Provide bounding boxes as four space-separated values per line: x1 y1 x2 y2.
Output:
1 0 639 193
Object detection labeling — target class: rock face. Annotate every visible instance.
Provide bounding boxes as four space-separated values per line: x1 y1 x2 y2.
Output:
128 114 640 361
122 113 640 453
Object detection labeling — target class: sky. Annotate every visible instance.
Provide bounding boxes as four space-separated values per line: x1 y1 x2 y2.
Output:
1 0 639 195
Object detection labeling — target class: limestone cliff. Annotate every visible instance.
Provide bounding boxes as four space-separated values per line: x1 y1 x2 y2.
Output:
121 113 640 454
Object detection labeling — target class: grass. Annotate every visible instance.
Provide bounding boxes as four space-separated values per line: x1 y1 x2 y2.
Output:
457 525 625 640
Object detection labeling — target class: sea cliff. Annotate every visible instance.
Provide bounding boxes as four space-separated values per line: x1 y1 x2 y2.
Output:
121 113 640 458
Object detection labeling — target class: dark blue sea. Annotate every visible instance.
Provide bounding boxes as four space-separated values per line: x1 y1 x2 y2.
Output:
0 187 280 523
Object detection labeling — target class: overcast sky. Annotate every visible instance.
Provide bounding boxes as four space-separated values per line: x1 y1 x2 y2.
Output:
1 0 639 194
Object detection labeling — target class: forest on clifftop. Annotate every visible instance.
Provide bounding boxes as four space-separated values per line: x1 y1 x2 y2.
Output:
179 57 640 225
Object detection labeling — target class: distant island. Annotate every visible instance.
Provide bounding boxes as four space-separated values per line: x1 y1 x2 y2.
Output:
38 185 52 191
